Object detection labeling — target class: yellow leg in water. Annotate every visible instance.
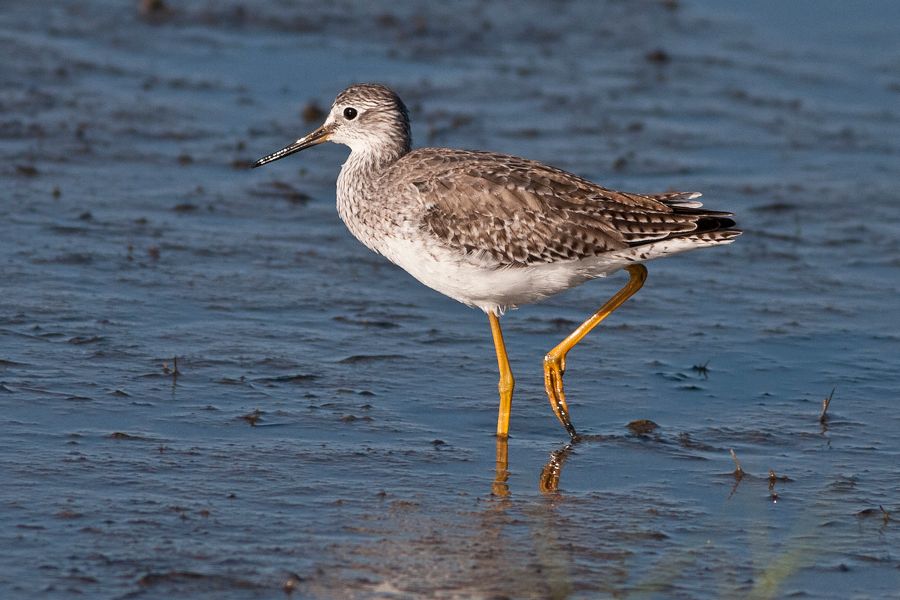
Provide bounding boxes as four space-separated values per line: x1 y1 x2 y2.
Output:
492 436 510 497
489 312 514 438
543 264 648 438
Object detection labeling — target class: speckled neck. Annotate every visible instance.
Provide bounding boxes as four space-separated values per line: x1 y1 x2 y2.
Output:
336 142 411 254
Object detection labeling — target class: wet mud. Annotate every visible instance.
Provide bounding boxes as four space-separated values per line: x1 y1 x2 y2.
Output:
2 1 900 598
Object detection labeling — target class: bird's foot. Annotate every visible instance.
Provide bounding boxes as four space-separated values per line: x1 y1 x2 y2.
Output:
543 352 578 439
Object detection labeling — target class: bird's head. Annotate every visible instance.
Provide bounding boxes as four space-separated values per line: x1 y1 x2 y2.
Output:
253 83 411 168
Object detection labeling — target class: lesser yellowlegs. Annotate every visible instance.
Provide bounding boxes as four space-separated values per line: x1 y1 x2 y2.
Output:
253 83 740 440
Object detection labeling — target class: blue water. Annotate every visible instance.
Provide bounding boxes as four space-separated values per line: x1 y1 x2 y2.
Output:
2 1 899 598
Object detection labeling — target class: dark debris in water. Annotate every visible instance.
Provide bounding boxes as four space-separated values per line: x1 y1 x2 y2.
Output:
340 414 373 423
136 570 261 591
138 0 170 20
856 506 891 525
691 360 710 378
65 395 93 402
819 387 835 424
109 432 151 441
230 157 253 169
249 180 312 205
252 373 317 384
282 572 305 595
239 409 263 426
301 101 326 123
67 335 103 345
768 469 792 502
161 357 181 377
15 164 39 177
627 419 659 436
645 48 670 64
338 354 406 364
729 449 745 480
768 469 793 485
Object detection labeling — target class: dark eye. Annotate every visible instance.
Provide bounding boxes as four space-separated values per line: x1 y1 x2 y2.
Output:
343 107 358 120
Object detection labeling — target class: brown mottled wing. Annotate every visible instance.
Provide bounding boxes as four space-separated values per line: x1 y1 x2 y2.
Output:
390 149 734 267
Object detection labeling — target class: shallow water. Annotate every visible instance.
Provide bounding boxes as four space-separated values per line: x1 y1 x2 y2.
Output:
2 1 899 598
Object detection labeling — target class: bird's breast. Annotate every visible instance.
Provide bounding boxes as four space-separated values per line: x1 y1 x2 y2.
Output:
335 175 408 259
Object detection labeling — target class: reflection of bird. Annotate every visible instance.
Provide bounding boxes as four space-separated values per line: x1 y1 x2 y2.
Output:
254 83 740 439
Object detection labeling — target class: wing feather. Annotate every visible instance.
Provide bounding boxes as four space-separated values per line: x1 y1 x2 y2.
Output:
384 149 736 267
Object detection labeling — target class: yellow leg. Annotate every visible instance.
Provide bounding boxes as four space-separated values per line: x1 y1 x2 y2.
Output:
543 264 648 438
489 312 515 438
492 436 510 497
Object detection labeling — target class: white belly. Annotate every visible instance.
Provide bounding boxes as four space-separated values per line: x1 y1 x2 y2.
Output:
374 236 619 315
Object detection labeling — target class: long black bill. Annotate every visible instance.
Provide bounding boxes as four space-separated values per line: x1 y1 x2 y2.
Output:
252 124 331 168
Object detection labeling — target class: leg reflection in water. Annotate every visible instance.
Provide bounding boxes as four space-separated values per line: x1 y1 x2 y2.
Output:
493 435 608 495
539 435 605 493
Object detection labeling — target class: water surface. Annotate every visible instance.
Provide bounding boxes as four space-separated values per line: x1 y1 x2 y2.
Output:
2 1 899 598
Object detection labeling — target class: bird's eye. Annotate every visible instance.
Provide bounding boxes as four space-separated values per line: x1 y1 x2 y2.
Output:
343 107 358 120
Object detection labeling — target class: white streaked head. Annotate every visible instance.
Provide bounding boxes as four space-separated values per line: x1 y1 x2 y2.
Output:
253 83 411 168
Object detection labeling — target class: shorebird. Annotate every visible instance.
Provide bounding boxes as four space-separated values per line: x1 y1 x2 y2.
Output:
253 83 739 440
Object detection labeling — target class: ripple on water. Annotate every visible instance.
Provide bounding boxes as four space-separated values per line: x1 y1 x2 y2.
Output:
2 0 900 598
